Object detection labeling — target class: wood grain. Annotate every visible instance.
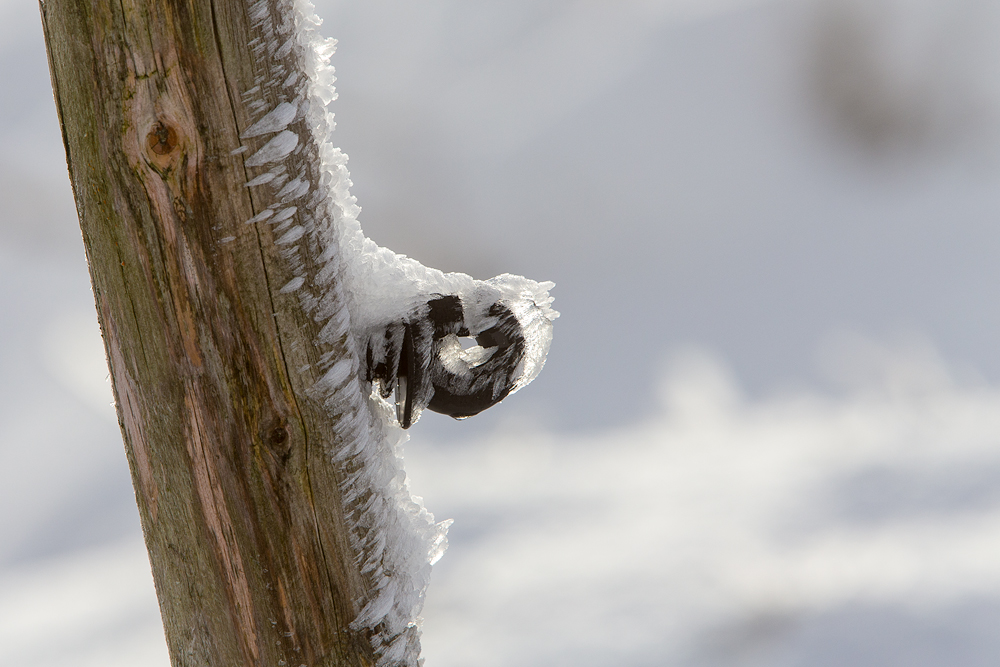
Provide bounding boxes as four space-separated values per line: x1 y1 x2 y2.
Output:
40 0 375 664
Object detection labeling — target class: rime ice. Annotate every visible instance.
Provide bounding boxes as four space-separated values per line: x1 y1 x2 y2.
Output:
245 129 299 166
236 0 556 665
241 100 299 138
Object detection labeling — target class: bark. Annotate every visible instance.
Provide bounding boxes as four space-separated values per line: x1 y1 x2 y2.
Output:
40 0 375 664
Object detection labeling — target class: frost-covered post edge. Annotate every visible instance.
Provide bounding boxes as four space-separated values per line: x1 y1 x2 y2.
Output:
37 0 467 664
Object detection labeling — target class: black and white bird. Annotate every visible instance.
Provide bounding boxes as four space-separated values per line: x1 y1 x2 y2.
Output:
358 272 557 429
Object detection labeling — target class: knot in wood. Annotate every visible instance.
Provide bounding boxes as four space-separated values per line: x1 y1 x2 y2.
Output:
265 422 292 465
146 121 178 156
269 425 289 447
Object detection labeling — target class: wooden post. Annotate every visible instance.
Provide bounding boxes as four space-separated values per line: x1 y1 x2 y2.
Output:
39 0 380 664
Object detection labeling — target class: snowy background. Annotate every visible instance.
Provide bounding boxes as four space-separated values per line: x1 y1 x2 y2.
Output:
4 0 1000 664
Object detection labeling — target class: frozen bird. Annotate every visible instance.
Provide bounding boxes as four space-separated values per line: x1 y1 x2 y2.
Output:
358 272 557 429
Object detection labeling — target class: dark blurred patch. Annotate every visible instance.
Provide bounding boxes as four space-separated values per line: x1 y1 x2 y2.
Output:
811 3 936 154
809 0 1000 160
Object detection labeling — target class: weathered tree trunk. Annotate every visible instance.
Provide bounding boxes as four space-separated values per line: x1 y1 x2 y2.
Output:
40 0 376 664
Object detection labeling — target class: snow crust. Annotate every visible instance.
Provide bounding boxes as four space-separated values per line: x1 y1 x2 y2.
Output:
238 1 556 664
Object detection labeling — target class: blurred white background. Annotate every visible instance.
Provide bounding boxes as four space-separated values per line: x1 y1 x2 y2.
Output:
4 0 1000 664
